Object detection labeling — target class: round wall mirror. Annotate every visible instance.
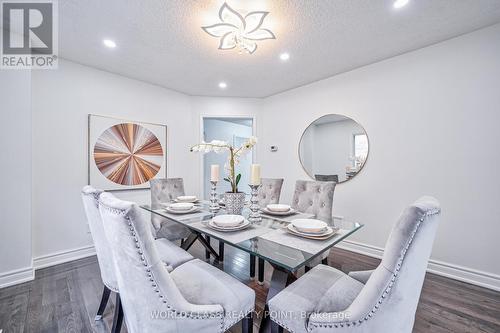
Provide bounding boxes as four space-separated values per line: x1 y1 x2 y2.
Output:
298 114 369 183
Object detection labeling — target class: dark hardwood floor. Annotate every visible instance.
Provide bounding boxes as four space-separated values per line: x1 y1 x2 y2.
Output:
1 241 499 333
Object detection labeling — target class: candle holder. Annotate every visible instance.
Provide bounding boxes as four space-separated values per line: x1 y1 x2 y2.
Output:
209 181 220 212
248 184 262 223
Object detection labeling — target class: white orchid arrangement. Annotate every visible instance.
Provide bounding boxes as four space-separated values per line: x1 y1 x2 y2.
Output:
190 136 258 193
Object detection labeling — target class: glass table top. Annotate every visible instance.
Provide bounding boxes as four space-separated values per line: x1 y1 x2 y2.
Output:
141 202 363 272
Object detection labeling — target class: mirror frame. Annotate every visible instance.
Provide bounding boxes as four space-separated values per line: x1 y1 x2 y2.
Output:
298 114 370 184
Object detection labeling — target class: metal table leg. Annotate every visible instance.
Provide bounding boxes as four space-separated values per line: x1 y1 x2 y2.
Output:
259 266 296 333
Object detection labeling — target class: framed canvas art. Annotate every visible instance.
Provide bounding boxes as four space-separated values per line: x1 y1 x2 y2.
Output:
88 114 167 191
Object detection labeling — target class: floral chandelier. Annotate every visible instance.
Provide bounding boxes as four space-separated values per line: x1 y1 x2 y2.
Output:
202 2 276 54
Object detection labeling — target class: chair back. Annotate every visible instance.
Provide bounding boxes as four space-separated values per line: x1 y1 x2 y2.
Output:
99 192 223 333
315 197 441 332
258 178 284 207
315 174 339 183
81 186 118 292
291 180 335 221
150 178 185 230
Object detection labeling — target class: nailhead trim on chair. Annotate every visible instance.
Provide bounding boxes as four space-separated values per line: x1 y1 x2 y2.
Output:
82 190 120 293
99 203 225 332
305 208 440 332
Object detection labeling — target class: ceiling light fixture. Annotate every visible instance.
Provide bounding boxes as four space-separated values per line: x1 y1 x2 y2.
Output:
103 39 117 48
218 82 228 89
202 2 275 54
393 0 410 9
279 52 290 61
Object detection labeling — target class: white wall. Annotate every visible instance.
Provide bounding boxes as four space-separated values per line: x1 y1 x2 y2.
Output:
31 60 196 260
0 69 33 287
259 23 500 287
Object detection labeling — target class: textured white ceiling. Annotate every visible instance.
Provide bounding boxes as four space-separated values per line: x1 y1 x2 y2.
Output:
59 0 500 97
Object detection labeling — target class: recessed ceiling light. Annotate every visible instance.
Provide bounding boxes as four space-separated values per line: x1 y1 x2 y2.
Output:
103 39 117 48
279 53 290 61
218 82 227 89
393 0 409 9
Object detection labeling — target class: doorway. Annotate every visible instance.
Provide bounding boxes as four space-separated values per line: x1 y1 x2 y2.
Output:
202 117 255 199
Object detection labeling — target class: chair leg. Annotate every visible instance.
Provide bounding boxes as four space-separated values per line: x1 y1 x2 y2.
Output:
321 257 328 265
271 321 284 333
218 241 224 262
95 285 111 320
258 258 265 285
205 236 211 260
111 293 124 333
249 254 256 280
242 312 253 333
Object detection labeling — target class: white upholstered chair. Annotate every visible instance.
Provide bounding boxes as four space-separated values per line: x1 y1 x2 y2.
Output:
98 192 255 333
81 186 194 332
269 196 441 333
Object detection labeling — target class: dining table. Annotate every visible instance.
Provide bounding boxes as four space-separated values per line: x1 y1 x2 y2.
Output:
141 201 363 333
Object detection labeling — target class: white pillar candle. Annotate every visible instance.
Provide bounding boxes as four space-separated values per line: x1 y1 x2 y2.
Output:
250 164 261 185
210 164 220 182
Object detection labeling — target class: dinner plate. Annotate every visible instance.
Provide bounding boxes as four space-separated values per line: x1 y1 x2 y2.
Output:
261 207 297 216
165 206 201 214
266 204 291 212
175 195 199 203
212 214 245 227
208 219 250 232
168 202 195 211
291 219 328 233
287 224 337 240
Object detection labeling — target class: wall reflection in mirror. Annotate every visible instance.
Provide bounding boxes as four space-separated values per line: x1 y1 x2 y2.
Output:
299 114 369 183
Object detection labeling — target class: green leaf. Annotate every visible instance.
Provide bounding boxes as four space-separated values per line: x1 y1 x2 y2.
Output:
235 174 241 186
223 177 231 183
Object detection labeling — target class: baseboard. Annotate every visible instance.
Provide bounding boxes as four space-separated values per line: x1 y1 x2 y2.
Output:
0 266 34 289
338 239 500 292
33 245 96 270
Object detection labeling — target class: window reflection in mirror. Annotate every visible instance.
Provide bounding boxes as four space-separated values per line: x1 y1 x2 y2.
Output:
299 114 369 183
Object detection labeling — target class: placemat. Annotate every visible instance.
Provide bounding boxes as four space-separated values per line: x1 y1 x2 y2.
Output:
190 221 273 244
260 211 315 223
258 227 348 254
153 209 212 222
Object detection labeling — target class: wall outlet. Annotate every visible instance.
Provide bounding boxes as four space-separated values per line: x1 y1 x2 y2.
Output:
270 145 278 152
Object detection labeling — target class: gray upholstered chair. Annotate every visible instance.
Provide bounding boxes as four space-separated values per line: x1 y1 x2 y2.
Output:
150 178 191 241
292 180 336 222
248 178 284 283
98 192 255 333
315 174 339 183
81 186 194 332
257 178 284 207
269 196 441 333
291 180 336 269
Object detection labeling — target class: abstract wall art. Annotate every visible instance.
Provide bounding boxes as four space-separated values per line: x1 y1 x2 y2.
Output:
88 115 167 190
